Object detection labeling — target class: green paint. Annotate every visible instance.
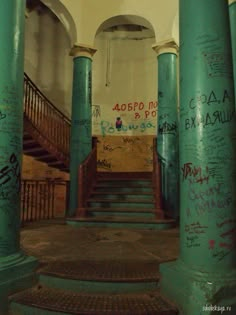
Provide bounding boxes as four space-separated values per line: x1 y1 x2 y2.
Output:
160 0 236 313
0 252 38 314
0 0 25 257
68 57 92 217
66 219 175 230
88 211 156 218
39 274 159 294
89 193 153 200
160 260 236 315
0 1 38 312
229 2 236 100
157 52 179 219
87 201 155 208
10 303 67 315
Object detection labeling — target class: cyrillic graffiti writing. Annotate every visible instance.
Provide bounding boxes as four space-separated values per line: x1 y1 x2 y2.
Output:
189 89 231 109
188 183 222 201
185 110 234 130
100 120 155 136
182 163 210 184
0 153 20 192
158 121 177 135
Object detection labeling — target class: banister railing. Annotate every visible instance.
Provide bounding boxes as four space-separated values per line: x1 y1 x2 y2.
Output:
153 137 164 219
24 73 71 158
21 179 69 225
77 137 98 217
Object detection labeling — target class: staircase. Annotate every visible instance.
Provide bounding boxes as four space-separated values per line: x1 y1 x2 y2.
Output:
7 74 180 314
9 259 178 314
23 73 70 172
68 172 175 230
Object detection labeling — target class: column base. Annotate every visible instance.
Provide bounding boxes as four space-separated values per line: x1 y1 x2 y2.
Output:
0 251 38 315
160 259 236 315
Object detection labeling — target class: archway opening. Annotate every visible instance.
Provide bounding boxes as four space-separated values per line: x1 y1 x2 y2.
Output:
92 15 157 173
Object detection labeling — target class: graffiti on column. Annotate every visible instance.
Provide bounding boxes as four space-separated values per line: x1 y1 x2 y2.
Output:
74 118 91 138
203 52 233 78
0 84 22 253
181 86 236 260
0 153 20 193
0 111 6 120
88 70 92 104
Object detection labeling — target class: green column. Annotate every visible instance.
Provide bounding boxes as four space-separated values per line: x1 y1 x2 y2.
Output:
0 2 37 313
160 1 236 314
68 45 96 217
229 0 236 98
153 40 179 219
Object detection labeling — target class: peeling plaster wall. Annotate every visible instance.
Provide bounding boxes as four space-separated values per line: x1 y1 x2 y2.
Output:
24 8 73 117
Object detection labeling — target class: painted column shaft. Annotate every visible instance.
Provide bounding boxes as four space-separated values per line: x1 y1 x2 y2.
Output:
179 0 236 271
0 0 25 257
229 1 236 99
154 43 179 219
69 46 96 216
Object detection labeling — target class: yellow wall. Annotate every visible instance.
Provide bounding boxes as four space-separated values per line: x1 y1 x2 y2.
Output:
97 135 154 172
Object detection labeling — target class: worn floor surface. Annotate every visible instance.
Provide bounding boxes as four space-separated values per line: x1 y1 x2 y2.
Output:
20 219 180 264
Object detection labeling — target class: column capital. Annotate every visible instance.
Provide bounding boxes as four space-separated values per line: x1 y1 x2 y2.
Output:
229 0 236 5
70 44 97 59
152 38 179 56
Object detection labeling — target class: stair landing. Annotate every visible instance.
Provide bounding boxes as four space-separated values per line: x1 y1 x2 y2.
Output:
9 221 179 314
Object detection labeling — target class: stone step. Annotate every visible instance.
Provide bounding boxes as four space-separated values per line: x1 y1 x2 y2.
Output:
96 179 152 186
10 287 178 315
94 186 153 192
87 207 156 216
37 260 160 294
90 192 154 200
86 207 156 213
67 216 175 230
87 199 155 209
87 208 156 219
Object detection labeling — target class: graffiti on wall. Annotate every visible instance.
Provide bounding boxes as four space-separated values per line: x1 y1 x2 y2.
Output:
92 100 158 136
96 135 154 172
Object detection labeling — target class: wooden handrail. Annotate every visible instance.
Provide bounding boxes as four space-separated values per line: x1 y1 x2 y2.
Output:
24 73 71 158
153 137 164 219
77 137 98 217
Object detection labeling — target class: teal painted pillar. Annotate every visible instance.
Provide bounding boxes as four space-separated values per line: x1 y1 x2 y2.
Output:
153 40 179 219
160 1 236 314
68 45 96 217
229 0 236 98
0 2 37 313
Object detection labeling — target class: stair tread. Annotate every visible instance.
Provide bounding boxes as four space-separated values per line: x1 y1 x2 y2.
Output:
88 198 155 203
68 216 174 224
91 192 153 195
23 146 48 153
11 286 178 315
87 207 156 212
39 260 160 282
23 139 38 145
97 177 152 183
96 182 152 185
93 183 153 191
